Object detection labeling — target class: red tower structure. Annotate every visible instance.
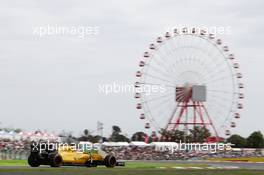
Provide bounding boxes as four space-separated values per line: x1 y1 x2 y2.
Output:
165 85 219 140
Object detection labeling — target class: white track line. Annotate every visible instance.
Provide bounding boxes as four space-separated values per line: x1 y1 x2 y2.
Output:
157 166 240 170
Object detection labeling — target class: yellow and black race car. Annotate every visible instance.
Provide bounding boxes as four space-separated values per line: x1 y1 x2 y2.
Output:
28 141 125 168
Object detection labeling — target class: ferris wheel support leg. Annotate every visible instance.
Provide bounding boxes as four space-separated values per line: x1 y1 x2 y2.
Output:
201 103 220 140
193 101 197 128
173 102 187 130
197 102 207 129
165 103 179 130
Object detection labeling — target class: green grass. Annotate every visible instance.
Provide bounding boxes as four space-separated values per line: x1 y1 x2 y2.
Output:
0 160 207 168
0 160 27 166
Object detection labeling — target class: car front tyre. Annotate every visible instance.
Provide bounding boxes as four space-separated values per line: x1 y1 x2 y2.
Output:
104 155 116 168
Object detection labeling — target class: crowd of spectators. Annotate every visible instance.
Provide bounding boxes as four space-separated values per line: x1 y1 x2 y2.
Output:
0 139 30 151
0 132 263 160
102 145 263 160
0 130 59 160
0 139 31 160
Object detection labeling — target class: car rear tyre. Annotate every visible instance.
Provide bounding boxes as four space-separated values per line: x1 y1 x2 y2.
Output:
28 154 41 167
49 153 63 167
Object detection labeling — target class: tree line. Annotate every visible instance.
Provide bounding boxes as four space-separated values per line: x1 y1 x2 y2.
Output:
66 125 264 148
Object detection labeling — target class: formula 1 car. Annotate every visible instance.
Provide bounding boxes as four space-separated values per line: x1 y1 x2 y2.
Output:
28 141 125 168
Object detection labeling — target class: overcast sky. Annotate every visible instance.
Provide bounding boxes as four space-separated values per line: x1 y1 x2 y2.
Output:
0 0 263 137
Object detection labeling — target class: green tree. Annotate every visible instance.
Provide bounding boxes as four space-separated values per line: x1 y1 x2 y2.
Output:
188 126 211 143
131 132 147 141
14 128 22 133
87 135 101 143
83 129 89 136
159 129 185 142
77 129 102 143
146 131 159 143
112 126 121 134
226 134 247 148
78 129 90 141
246 131 264 148
109 125 129 142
